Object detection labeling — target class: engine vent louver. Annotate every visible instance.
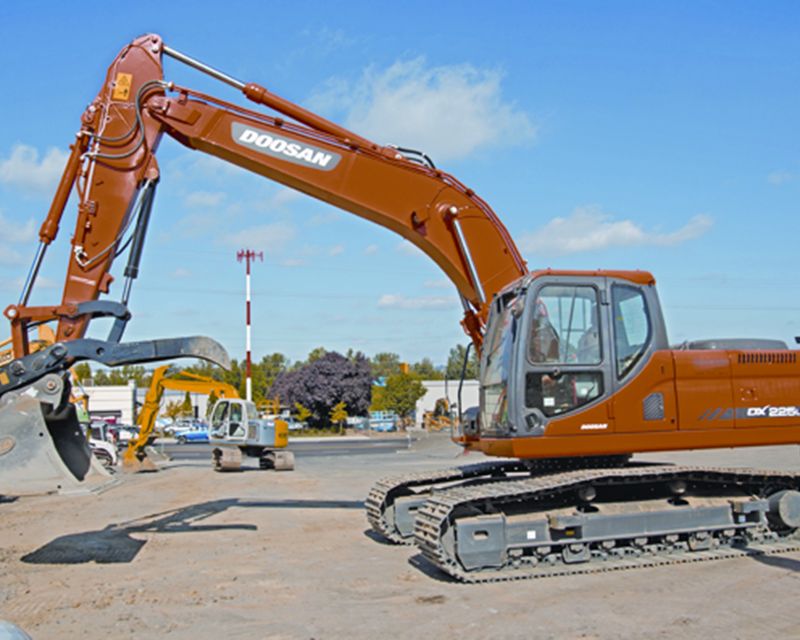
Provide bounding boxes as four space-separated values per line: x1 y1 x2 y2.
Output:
737 352 797 365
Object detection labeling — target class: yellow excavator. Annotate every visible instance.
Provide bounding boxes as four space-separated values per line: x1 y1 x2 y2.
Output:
122 365 239 471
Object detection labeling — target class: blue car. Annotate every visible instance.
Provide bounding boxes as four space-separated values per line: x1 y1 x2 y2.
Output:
176 429 209 444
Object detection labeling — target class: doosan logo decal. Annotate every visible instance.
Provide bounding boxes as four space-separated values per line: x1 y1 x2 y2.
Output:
232 123 341 170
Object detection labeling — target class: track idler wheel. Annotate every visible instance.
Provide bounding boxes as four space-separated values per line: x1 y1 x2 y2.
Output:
767 490 800 530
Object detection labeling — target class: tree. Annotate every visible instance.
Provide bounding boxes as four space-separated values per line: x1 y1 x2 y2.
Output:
180 391 193 418
382 373 426 424
206 390 219 417
411 357 443 380
163 400 183 421
330 401 348 434
306 346 328 363
294 402 312 423
259 353 290 397
370 385 388 412
73 363 92 383
271 351 371 429
370 352 401 380
445 344 479 380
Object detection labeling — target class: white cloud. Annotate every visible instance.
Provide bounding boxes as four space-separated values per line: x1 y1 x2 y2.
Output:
184 191 225 208
311 58 535 161
364 244 379 255
0 211 37 265
0 275 57 292
328 244 345 257
768 171 794 186
222 222 296 252
0 145 69 193
424 278 452 290
378 293 455 310
396 240 426 257
172 268 192 278
518 207 714 256
280 258 307 267
270 187 305 208
306 210 343 226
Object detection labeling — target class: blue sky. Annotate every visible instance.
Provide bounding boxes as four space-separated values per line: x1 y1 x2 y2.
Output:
0 1 798 366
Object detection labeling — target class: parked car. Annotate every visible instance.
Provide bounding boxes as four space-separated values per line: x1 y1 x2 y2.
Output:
169 419 208 437
108 424 138 448
85 435 119 469
176 429 209 444
284 417 305 431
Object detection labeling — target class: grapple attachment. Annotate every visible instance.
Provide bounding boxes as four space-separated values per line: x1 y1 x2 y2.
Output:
0 335 230 495
0 374 111 496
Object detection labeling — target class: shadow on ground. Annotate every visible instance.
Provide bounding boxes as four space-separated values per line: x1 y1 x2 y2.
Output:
749 553 800 573
21 497 364 565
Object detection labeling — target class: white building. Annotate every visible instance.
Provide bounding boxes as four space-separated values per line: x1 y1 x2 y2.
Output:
414 379 479 428
79 382 212 425
78 381 138 424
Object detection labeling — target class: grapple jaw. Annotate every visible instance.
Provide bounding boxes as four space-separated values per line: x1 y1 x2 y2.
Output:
0 335 230 496
0 374 110 496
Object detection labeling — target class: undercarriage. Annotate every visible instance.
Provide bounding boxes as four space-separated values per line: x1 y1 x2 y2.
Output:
367 461 800 582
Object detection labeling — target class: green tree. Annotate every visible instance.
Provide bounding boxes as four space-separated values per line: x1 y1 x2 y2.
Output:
108 365 150 386
382 373 426 425
330 401 348 434
72 363 92 383
180 391 193 418
445 344 479 380
411 357 443 380
306 346 327 363
370 385 388 412
294 402 312 423
258 353 290 399
163 400 183 421
370 352 401 380
206 390 219 417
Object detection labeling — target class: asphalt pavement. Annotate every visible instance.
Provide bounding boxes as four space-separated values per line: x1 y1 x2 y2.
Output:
160 435 411 461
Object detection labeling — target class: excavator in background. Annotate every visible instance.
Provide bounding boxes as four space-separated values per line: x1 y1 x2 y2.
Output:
123 365 292 472
1 34 799 580
122 364 239 470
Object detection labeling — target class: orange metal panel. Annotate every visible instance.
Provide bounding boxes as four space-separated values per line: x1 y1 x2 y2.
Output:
673 351 735 430
613 352 677 433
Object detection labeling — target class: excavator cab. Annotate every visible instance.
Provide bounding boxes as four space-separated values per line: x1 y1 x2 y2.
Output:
478 270 669 448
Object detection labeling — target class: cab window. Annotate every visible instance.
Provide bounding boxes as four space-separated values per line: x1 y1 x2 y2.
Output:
528 285 601 365
210 402 228 437
612 285 651 378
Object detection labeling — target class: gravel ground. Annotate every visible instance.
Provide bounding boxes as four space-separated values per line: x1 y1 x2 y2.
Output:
0 433 798 639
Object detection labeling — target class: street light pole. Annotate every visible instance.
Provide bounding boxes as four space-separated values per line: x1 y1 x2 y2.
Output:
237 249 263 402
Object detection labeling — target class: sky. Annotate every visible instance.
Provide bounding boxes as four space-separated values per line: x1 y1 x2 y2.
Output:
0 1 798 367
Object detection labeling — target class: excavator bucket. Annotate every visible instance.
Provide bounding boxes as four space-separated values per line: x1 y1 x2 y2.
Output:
0 391 111 496
121 446 162 473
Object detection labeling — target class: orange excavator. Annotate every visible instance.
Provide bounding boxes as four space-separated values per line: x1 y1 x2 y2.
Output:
1 34 799 580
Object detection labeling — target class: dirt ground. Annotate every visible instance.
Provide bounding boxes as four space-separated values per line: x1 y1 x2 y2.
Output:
1 434 799 639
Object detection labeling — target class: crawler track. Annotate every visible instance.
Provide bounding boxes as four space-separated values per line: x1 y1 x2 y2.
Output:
366 456 630 544
414 465 800 582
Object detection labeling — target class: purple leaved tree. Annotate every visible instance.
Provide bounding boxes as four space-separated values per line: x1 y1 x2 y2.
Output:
271 351 371 429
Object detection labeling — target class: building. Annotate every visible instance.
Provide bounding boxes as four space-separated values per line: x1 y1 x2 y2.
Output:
79 382 212 424
414 379 479 428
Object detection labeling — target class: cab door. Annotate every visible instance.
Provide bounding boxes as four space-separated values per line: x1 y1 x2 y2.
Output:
609 283 677 433
520 276 614 436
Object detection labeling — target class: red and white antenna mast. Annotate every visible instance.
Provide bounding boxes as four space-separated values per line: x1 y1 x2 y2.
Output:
237 249 263 401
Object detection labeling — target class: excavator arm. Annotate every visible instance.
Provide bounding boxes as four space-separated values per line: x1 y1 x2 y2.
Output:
5 33 527 373
0 33 528 494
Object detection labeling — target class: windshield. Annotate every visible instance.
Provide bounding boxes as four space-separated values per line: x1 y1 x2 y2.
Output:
481 295 518 430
